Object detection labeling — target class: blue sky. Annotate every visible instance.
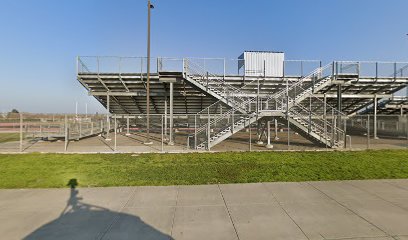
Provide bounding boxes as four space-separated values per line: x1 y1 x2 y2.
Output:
0 0 407 113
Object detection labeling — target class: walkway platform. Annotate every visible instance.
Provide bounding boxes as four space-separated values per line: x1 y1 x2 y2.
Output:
2 179 408 239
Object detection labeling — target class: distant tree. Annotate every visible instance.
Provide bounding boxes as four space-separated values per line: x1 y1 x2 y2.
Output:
10 109 19 113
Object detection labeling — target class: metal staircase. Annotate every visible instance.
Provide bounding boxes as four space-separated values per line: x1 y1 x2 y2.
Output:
183 59 250 113
185 61 346 150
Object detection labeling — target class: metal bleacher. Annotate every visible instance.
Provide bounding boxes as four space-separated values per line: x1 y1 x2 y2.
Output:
77 56 408 150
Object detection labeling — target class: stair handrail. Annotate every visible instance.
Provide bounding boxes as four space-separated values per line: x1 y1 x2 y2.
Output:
195 95 259 135
196 78 259 115
184 58 247 103
265 63 333 104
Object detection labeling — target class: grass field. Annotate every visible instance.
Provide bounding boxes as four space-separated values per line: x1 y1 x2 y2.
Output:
0 133 19 143
0 150 407 188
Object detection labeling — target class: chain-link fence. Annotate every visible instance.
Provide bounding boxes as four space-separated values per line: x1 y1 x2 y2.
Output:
0 113 105 152
0 113 406 153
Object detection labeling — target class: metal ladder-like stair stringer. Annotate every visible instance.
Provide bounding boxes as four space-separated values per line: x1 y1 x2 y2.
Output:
287 112 343 148
196 112 262 150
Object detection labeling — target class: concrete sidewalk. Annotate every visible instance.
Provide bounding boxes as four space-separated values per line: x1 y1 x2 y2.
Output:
1 180 408 240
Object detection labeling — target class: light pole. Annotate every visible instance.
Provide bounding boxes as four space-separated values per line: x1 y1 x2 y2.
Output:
145 0 154 145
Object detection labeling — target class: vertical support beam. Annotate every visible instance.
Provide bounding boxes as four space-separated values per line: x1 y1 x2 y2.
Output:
79 119 82 139
114 115 117 152
106 94 111 141
126 116 130 136
374 95 378 139
274 118 279 140
286 75 290 150
266 120 273 149
161 114 164 152
331 109 335 147
194 115 197 149
367 115 370 149
343 118 347 149
308 94 312 133
207 108 210 151
249 118 252 152
337 84 342 144
168 82 174 145
19 113 23 152
145 0 153 144
64 115 68 152
324 94 328 149
164 89 168 139
337 84 342 115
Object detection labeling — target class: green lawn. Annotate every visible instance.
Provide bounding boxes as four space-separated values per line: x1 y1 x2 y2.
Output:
0 133 19 143
0 150 407 188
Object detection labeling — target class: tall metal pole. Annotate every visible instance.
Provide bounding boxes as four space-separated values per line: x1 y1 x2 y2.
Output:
145 0 153 144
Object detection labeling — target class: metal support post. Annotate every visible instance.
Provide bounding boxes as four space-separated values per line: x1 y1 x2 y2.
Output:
308 95 312 133
286 77 290 150
367 115 370 149
145 0 153 145
164 90 168 139
114 115 117 152
126 116 130 136
79 120 82 139
161 114 164 152
194 115 197 149
64 115 68 152
343 117 347 149
337 84 342 128
249 119 252 152
207 108 210 151
374 95 378 139
168 82 174 145
266 121 273 148
106 94 111 141
324 94 327 149
19 113 23 152
274 118 279 140
331 109 335 147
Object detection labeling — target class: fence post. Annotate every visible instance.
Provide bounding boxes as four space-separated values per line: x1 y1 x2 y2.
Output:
207 108 210 151
114 115 117 152
19 113 23 152
161 114 164 152
194 115 197 149
79 119 82 139
367 115 370 149
274 118 279 140
249 118 252 152
324 94 328 149
331 109 335 147
343 117 347 149
65 115 68 151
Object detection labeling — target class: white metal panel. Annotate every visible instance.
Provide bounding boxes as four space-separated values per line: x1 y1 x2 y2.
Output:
241 51 284 77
